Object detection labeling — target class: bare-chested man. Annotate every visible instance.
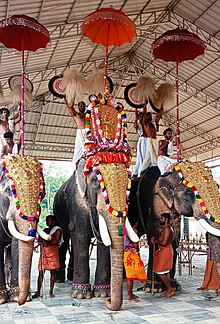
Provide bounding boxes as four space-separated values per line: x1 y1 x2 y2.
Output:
139 107 163 175
0 131 20 158
0 108 20 150
64 98 86 171
151 213 175 298
157 128 176 175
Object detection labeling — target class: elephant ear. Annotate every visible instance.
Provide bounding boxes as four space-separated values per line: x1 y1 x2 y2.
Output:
154 174 174 208
76 159 87 198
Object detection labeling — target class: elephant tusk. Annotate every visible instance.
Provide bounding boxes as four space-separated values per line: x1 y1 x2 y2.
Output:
198 219 220 236
99 215 111 246
125 218 139 243
37 225 52 241
8 220 35 242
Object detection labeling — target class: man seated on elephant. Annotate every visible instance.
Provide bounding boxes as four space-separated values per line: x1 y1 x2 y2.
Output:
33 215 63 299
151 213 175 298
157 128 176 175
64 98 86 172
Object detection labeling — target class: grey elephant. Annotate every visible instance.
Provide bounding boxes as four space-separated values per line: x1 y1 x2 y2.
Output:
54 100 138 311
0 155 50 305
128 162 220 289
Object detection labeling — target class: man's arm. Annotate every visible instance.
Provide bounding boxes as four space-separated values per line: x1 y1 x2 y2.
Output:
155 106 164 131
43 229 62 246
1 145 6 159
159 139 169 151
64 98 77 118
13 109 21 125
134 110 138 130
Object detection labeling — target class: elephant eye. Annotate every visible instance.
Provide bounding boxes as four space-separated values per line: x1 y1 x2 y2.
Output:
91 174 99 188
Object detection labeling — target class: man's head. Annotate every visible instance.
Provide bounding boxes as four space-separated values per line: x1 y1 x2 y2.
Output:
78 101 86 113
0 108 10 120
137 112 144 122
163 128 173 141
46 215 55 227
3 131 14 145
160 212 171 225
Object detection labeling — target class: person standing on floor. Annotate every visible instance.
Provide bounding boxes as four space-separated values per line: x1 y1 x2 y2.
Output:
124 221 147 301
151 213 175 298
33 215 63 299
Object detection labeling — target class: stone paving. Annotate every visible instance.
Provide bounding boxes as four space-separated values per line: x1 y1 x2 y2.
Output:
1 247 220 323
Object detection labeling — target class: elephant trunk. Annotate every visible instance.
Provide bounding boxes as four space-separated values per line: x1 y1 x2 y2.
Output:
17 239 34 305
105 215 124 311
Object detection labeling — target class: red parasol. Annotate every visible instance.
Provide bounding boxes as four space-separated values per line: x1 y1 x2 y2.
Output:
0 15 50 155
82 7 136 95
151 28 206 162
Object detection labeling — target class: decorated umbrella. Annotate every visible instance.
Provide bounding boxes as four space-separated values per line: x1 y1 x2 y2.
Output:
0 15 50 155
82 7 136 96
151 28 206 162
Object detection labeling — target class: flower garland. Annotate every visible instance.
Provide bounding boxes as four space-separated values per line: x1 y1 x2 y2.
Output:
2 161 45 222
85 98 127 148
174 165 220 223
93 166 132 217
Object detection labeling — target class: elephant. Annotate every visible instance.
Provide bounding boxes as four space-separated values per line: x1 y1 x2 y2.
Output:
53 99 137 311
128 162 220 291
0 154 50 305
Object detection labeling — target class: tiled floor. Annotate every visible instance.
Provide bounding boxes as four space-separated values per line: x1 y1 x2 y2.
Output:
1 247 220 323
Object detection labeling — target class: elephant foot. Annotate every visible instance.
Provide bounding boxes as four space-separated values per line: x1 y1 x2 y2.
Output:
143 280 163 293
55 269 66 283
0 289 9 304
71 283 92 299
92 284 111 298
8 287 19 302
67 267 73 281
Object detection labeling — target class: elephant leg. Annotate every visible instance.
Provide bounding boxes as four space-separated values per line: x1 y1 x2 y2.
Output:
9 238 19 302
71 235 92 299
56 236 69 283
0 234 8 304
93 242 110 298
67 245 74 281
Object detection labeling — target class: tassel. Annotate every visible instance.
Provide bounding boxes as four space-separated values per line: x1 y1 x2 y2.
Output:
156 82 175 109
86 68 104 96
122 224 127 236
118 223 123 236
61 68 85 103
135 75 157 103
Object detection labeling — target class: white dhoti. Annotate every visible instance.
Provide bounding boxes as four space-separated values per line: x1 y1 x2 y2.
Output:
140 138 159 172
73 129 87 171
133 137 148 177
158 155 177 175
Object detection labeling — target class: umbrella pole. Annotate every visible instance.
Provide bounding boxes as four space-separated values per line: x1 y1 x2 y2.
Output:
21 35 25 155
104 45 108 96
176 61 180 162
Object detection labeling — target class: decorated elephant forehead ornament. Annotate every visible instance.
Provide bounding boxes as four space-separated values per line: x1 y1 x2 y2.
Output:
2 155 44 226
84 95 132 234
175 162 220 223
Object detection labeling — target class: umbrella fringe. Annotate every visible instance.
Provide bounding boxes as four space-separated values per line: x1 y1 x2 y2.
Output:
12 85 35 107
61 68 85 102
86 67 104 96
0 81 4 100
135 75 157 103
157 82 175 109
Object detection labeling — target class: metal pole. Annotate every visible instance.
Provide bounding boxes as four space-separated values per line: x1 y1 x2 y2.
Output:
151 244 155 296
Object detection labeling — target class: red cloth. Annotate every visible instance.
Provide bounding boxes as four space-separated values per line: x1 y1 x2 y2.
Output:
38 245 60 271
153 245 173 273
201 259 220 290
124 251 147 282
